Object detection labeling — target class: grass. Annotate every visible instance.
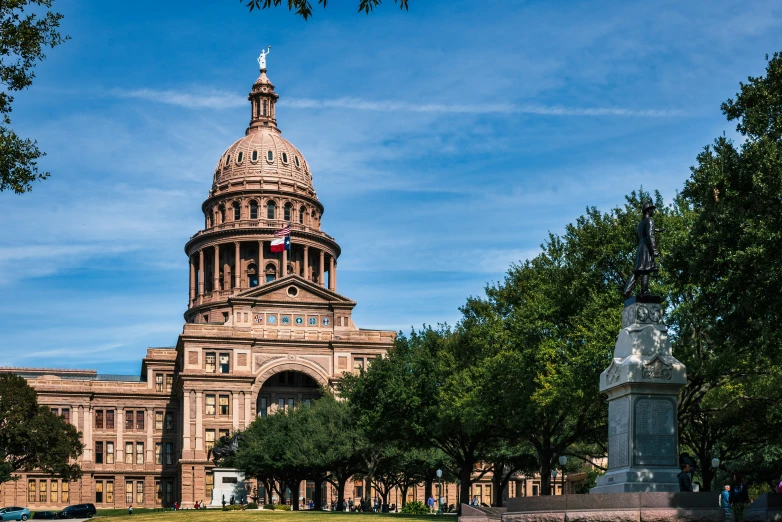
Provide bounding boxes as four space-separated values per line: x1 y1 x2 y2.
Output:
95 510 446 522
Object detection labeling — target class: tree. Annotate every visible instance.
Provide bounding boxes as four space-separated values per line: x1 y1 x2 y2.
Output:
0 0 67 194
0 374 83 485
244 0 409 19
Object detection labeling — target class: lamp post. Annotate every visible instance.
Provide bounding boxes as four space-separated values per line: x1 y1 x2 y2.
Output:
558 455 567 495
711 457 720 493
551 469 558 496
436 469 443 514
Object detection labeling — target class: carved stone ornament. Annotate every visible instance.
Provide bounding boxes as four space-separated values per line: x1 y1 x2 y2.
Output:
606 362 621 385
622 302 664 328
642 355 672 380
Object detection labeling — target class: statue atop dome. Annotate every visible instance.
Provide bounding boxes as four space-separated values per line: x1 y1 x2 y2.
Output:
257 46 271 70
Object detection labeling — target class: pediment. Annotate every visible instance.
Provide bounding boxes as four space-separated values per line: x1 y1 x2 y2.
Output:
232 274 355 306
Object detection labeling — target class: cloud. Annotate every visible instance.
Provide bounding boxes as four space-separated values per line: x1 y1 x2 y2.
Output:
110 88 246 110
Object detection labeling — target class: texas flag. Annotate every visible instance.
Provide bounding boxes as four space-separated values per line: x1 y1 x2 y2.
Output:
270 235 291 253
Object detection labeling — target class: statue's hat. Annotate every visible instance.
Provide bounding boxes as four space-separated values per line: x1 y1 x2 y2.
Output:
642 200 656 212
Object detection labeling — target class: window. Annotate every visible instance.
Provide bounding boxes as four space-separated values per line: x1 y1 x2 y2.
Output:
299 207 305 224
28 480 35 503
219 206 226 224
125 410 134 430
61 408 70 423
96 481 103 503
51 481 58 504
125 442 134 464
237 151 243 163
106 442 114 464
206 473 214 501
219 395 230 415
278 398 285 411
205 353 216 373
267 200 276 219
166 374 173 392
205 394 216 415
137 481 144 504
39 480 47 502
266 263 276 283
155 411 164 430
284 202 292 221
165 412 174 431
95 410 104 429
354 357 365 372
95 441 104 464
136 411 144 430
155 373 164 392
106 410 114 429
125 482 133 504
136 442 144 464
205 429 216 451
288 398 295 410
267 150 274 162
219 353 230 373
166 442 173 465
62 481 69 503
282 152 288 164
250 201 258 219
294 155 300 168
156 481 162 505
263 100 267 116
224 154 230 166
233 202 240 221
166 481 173 504
259 397 268 418
252 150 258 162
156 442 162 464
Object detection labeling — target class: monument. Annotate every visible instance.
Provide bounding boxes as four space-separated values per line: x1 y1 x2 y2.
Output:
591 200 687 493
209 434 247 507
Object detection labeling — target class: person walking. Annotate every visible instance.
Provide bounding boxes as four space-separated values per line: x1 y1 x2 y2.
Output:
128 505 133 515
678 463 693 492
719 485 732 516
428 495 435 513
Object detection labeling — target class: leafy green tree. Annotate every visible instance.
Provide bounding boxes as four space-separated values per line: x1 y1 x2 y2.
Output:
0 374 83 485
0 0 67 194
244 0 409 19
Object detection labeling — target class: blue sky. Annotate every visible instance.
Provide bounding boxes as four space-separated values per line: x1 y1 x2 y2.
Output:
0 0 780 374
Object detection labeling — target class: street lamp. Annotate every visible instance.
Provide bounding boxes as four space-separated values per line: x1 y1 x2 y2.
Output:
436 469 443 514
712 458 720 493
551 469 558 496
558 456 567 495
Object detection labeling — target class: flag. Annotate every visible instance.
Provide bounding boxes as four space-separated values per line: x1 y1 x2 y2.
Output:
274 225 291 237
270 235 290 253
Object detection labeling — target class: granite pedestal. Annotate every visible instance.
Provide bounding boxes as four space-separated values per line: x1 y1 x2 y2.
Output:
209 467 247 507
591 296 687 493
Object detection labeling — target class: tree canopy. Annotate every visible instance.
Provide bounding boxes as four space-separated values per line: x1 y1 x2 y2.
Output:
243 0 409 20
0 374 83 485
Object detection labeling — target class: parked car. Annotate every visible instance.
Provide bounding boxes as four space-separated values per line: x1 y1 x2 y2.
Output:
58 504 95 519
31 512 59 520
0 507 31 521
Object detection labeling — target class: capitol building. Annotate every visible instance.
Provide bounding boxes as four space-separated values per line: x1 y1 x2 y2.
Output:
0 61 561 510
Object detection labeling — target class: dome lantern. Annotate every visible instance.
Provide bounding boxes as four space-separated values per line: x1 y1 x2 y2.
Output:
246 53 280 135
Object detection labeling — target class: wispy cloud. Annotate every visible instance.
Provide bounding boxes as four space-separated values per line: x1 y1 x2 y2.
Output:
109 88 684 118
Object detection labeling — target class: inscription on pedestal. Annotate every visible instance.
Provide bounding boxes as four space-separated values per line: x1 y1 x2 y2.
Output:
633 398 675 466
608 397 630 469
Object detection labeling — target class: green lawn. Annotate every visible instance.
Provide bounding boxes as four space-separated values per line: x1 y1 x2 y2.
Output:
96 510 447 522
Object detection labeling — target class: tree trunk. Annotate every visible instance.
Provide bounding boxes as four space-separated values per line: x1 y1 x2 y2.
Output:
400 484 409 507
425 476 433 501
698 449 714 492
289 479 301 511
492 462 505 507
459 461 474 515
313 478 323 510
336 479 347 511
539 454 552 496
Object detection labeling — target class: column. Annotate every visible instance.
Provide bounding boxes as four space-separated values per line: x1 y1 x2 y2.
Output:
234 242 241 289
195 392 203 452
146 407 153 466
329 256 336 291
232 393 239 432
182 393 191 451
189 255 196 305
117 409 124 463
213 244 220 292
282 248 288 277
198 250 205 300
244 394 251 429
258 240 265 286
303 245 310 281
319 250 325 287
84 407 93 462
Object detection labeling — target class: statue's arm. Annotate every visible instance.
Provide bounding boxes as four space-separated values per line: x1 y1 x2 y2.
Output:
648 218 659 257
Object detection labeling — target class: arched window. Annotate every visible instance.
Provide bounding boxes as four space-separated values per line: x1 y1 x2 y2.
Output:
263 101 267 116
224 154 230 166
233 202 240 221
219 206 226 224
247 263 258 288
207 214 212 228
237 151 243 164
249 201 258 220
299 206 305 224
284 203 292 221
281 152 288 164
267 150 274 162
265 263 276 283
294 156 300 168
252 150 258 162
267 200 276 220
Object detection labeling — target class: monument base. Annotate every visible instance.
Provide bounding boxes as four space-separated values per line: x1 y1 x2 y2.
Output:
591 468 681 493
209 467 247 507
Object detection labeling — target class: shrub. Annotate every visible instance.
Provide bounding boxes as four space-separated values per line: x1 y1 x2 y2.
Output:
263 504 276 510
401 501 429 515
222 505 243 511
247 502 258 509
276 504 291 511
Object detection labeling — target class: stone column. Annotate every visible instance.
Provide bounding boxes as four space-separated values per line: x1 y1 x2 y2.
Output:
182 393 191 451
195 392 203 452
244 394 251 429
303 245 310 281
189 255 196 305
234 242 241 289
329 256 336 291
213 244 220 292
258 240 265 286
198 250 205 301
117 409 124 464
319 250 325 287
232 393 239 432
146 407 153 466
84 407 93 462
282 248 288 277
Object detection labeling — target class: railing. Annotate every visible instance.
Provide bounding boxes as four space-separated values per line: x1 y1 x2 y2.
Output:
190 220 334 241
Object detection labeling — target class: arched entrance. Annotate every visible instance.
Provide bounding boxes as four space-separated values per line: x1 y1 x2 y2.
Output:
256 369 323 417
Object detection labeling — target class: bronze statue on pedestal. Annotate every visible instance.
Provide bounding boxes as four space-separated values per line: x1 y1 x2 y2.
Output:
623 200 660 298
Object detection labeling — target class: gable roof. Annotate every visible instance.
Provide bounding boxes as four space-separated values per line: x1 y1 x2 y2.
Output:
231 274 356 306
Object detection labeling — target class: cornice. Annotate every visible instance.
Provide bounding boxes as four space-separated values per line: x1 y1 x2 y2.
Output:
202 186 324 214
184 227 340 257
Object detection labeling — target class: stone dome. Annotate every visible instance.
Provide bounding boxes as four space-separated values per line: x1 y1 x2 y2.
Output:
213 128 312 187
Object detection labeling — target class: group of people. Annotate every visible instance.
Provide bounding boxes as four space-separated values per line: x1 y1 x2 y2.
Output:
327 497 384 512
678 462 750 514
